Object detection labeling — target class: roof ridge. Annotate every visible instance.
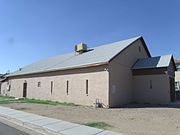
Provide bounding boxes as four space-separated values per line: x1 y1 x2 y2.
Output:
92 36 141 49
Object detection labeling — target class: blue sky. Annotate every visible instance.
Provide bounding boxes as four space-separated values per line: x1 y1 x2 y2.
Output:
0 0 179 73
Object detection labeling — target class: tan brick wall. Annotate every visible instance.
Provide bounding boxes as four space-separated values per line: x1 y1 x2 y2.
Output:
2 65 109 107
133 74 171 104
1 81 9 96
109 39 149 107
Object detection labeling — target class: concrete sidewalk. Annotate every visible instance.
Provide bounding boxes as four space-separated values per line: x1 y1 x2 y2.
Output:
0 106 124 135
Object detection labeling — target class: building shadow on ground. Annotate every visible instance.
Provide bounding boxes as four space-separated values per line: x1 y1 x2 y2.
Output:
118 100 180 109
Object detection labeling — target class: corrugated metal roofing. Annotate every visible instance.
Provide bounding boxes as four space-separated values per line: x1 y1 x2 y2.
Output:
9 36 142 76
132 54 172 69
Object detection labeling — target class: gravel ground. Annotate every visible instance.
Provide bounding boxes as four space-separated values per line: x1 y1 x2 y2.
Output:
1 103 180 135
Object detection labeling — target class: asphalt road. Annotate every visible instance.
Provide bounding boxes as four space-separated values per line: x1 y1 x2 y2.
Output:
0 122 29 135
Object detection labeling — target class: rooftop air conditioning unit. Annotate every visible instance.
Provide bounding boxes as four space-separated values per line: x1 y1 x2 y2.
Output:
75 43 87 54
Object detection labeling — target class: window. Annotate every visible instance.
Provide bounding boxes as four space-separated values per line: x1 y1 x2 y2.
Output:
37 82 41 87
86 80 88 95
175 81 180 91
66 80 69 95
7 80 11 91
50 81 53 94
150 80 152 89
138 46 141 52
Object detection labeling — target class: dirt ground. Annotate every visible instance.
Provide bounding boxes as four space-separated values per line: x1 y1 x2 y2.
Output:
1 103 180 135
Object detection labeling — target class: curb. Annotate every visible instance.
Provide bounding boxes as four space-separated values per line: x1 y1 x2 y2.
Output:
0 106 124 135
0 115 51 135
0 113 62 135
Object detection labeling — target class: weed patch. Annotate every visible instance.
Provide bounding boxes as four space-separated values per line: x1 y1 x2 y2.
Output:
84 122 111 129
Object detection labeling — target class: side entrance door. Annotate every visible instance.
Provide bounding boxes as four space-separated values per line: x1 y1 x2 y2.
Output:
169 77 175 102
23 82 27 98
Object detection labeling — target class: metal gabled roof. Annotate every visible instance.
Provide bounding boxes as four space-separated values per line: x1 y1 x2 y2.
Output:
9 36 144 77
132 54 173 70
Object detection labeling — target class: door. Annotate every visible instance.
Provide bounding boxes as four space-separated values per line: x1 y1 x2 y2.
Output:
23 82 27 98
169 77 175 102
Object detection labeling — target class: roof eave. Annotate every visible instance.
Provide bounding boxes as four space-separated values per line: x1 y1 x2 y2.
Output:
8 62 109 77
140 37 151 57
132 66 168 70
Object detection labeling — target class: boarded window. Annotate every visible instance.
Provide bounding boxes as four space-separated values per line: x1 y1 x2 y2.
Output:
86 80 88 95
66 80 69 95
51 81 53 94
150 80 152 89
37 82 41 87
138 46 141 52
